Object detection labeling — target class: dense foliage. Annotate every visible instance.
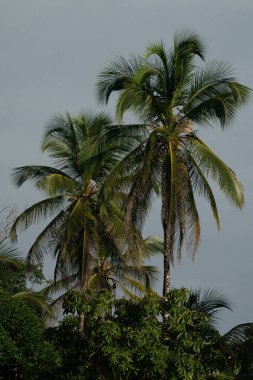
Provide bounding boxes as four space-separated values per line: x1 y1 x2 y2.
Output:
0 259 252 379
0 291 59 379
44 289 246 380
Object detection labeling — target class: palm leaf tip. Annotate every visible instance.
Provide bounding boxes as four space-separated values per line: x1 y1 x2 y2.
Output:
174 29 206 61
230 82 251 106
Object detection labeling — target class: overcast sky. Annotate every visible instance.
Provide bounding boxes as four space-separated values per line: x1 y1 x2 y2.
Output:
0 0 252 332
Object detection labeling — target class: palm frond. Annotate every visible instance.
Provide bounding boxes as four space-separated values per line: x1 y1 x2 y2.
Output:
41 274 78 297
97 53 142 104
65 199 95 236
185 151 220 229
0 241 23 269
9 195 66 241
223 323 253 345
13 290 54 318
38 173 79 196
26 210 68 265
143 235 163 258
182 61 250 127
173 29 206 61
189 137 244 208
12 165 71 188
186 288 232 326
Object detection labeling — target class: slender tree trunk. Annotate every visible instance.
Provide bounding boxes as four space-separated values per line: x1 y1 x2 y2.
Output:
161 155 174 300
79 313 85 334
162 214 175 301
79 227 90 334
162 223 171 299
81 227 90 290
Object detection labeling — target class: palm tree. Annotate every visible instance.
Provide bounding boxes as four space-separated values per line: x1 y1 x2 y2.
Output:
96 30 250 298
86 234 162 297
10 111 156 313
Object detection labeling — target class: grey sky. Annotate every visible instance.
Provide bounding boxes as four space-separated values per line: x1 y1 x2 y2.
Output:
0 0 252 332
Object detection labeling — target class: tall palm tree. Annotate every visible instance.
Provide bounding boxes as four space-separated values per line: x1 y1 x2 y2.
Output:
10 111 154 303
96 30 250 298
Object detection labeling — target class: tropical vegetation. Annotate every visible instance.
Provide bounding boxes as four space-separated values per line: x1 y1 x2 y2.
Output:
0 30 252 379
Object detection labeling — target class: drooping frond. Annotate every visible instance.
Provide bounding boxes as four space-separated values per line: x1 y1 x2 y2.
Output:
97 53 142 104
26 210 68 265
13 290 53 318
143 235 163 258
98 203 127 255
173 29 206 61
182 61 250 127
145 41 168 69
180 168 200 259
9 195 66 241
189 137 244 208
184 150 220 229
124 164 157 231
38 173 79 196
12 165 72 188
42 274 78 297
117 264 159 284
185 288 232 326
169 149 201 260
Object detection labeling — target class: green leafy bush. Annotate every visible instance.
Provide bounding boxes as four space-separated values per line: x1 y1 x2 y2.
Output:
0 290 60 379
47 289 238 379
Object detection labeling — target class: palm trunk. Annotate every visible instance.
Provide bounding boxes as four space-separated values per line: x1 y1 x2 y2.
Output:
162 224 171 299
162 212 175 300
79 313 85 334
79 227 90 334
161 154 175 303
81 227 90 289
